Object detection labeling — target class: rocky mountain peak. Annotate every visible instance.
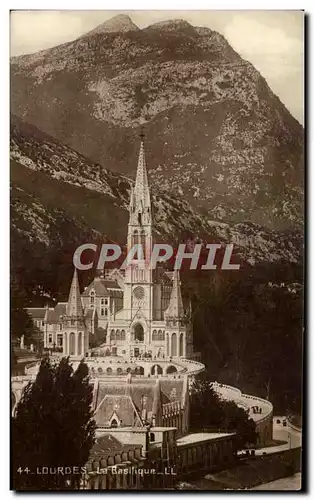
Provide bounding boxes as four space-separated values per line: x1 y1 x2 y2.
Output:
146 18 197 36
83 14 139 37
10 16 303 232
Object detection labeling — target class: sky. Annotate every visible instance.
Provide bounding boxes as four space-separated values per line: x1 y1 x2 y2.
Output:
10 10 304 124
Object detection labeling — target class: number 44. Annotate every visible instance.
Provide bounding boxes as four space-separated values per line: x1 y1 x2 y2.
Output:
17 467 31 474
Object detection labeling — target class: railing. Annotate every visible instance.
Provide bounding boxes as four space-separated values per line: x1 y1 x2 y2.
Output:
211 381 273 425
287 417 302 433
12 375 36 382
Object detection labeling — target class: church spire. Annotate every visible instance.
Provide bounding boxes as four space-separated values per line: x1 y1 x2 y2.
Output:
165 270 185 319
66 268 84 317
134 131 151 219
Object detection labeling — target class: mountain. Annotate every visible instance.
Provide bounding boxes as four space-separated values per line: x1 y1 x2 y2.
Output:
10 113 301 296
10 15 303 231
81 14 140 37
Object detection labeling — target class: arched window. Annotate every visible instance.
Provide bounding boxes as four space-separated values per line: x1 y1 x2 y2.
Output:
90 290 95 307
110 330 116 342
133 323 144 342
132 229 139 249
121 330 126 340
152 329 157 341
69 332 75 355
77 331 82 356
171 333 177 357
141 230 146 258
179 333 184 357
110 419 118 428
150 433 155 443
158 330 164 341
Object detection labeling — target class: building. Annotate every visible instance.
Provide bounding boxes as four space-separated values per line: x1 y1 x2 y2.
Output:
16 136 273 490
27 137 192 360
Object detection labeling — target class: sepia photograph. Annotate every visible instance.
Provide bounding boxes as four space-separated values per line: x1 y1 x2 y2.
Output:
10 9 303 491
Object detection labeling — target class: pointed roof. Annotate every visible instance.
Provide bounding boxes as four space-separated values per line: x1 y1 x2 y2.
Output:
165 270 185 318
66 268 84 317
134 140 151 210
94 394 143 428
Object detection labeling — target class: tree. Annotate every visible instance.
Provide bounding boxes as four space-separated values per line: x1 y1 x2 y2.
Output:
12 357 96 491
10 275 40 345
184 260 303 416
190 379 257 449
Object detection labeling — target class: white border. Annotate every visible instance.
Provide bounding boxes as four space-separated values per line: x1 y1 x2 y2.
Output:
2 1 310 498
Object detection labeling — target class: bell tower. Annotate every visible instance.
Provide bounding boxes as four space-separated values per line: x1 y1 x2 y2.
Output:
62 268 89 357
123 132 153 325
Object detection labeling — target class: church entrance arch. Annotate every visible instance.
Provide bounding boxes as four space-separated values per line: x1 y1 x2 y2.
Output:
134 366 145 375
133 323 144 342
166 365 177 374
151 364 163 375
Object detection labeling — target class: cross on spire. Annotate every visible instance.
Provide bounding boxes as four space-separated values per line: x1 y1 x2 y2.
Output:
139 127 145 141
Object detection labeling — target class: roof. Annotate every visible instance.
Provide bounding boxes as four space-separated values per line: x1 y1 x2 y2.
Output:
176 432 236 447
67 268 84 317
82 277 122 298
46 303 67 322
94 378 184 426
43 302 96 323
26 308 46 319
160 379 185 404
96 381 156 416
85 308 97 320
94 395 143 428
86 434 141 470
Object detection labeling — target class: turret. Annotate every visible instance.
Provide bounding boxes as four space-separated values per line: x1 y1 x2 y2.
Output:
62 268 88 357
165 270 185 320
66 267 84 317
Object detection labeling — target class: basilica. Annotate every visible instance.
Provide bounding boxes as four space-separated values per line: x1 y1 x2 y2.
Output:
28 138 193 361
19 137 274 490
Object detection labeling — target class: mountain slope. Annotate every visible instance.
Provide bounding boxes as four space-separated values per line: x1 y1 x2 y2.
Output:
11 115 302 272
10 15 303 231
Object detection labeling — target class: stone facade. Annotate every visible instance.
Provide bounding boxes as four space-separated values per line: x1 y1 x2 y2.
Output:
27 139 192 360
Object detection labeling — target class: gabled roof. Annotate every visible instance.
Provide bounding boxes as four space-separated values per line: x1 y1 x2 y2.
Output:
82 277 122 297
46 303 67 323
45 302 95 323
26 308 46 319
160 379 185 403
96 381 157 421
86 434 141 469
94 394 143 428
